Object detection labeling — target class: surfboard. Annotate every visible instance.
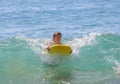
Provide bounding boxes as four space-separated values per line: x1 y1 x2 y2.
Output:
48 44 72 55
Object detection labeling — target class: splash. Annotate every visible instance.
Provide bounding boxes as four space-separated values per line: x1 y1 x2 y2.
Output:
13 33 101 66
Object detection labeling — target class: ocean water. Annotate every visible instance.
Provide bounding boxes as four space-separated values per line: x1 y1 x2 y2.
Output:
0 0 120 84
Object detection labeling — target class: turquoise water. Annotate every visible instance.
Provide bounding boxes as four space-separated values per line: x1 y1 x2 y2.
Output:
0 0 120 84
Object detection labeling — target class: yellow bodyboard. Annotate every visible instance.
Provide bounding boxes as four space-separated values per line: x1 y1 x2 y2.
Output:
49 44 72 55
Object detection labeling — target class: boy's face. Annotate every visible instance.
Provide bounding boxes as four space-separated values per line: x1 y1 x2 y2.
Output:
53 35 61 44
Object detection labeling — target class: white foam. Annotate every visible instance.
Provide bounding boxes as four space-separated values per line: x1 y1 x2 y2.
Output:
66 32 101 56
14 32 101 65
111 57 120 75
15 36 48 53
105 55 120 75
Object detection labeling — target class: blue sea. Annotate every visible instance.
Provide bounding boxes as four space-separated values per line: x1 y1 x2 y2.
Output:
0 0 120 84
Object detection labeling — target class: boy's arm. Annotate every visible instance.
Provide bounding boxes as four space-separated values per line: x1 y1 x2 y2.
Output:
46 47 50 51
45 41 53 51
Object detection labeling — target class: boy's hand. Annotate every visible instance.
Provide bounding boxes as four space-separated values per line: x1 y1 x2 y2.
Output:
46 47 50 51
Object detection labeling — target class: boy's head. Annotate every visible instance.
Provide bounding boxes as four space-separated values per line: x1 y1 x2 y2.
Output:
53 32 62 44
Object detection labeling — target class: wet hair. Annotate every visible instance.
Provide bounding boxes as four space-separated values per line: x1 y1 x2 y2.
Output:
53 32 62 38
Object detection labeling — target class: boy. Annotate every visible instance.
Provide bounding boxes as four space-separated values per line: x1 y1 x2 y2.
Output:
46 32 62 51
46 32 72 54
